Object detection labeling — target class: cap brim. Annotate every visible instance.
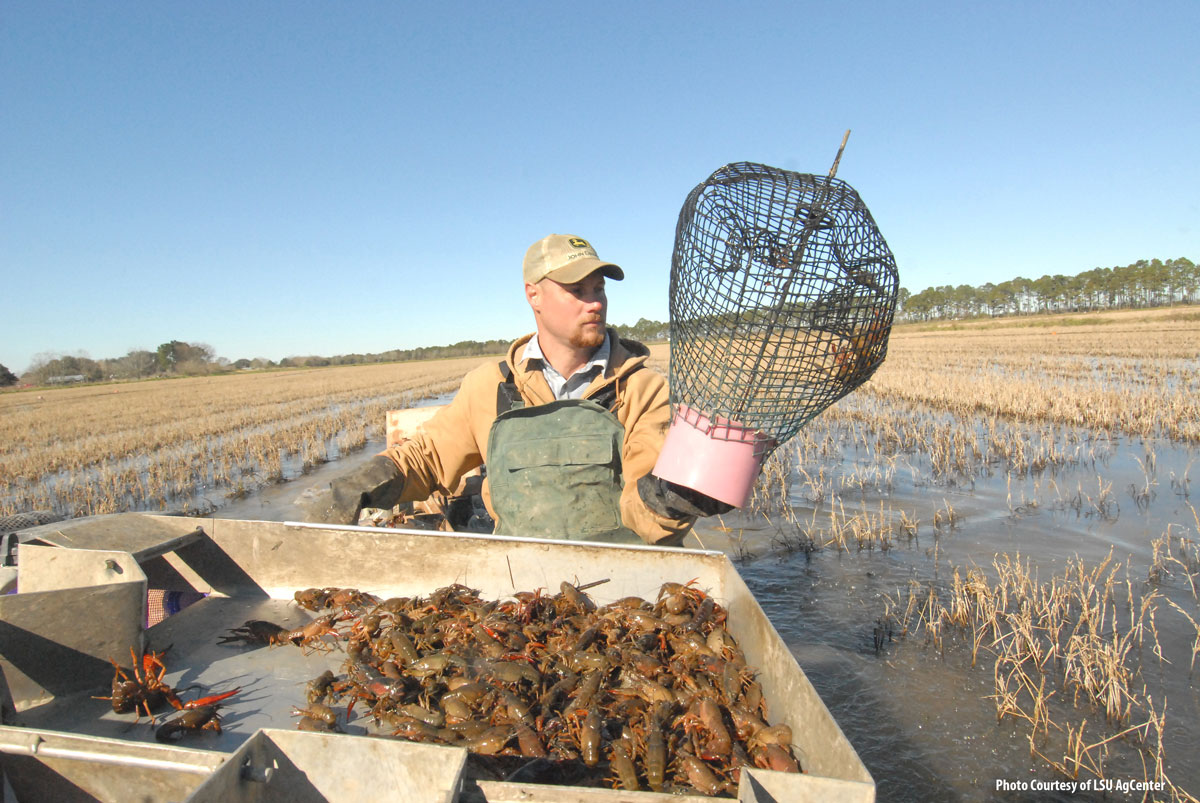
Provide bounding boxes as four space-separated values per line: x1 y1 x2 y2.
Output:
544 259 624 283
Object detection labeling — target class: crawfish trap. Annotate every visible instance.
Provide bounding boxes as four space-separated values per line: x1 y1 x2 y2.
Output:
654 156 900 507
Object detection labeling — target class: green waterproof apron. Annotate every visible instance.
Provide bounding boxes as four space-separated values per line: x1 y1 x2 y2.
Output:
486 397 640 543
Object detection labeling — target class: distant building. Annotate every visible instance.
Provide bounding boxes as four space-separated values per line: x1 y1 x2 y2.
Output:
47 374 86 384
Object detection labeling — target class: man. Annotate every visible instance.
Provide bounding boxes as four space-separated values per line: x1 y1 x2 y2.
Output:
300 234 728 545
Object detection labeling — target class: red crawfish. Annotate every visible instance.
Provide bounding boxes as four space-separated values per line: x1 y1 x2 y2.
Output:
94 648 173 722
95 647 238 723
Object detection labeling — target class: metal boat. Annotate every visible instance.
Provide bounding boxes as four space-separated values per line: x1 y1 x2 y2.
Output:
0 513 874 802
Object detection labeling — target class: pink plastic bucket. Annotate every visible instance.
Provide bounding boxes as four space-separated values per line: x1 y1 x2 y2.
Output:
652 405 772 509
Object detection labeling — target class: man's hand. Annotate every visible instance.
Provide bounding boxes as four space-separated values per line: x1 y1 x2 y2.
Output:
637 474 735 519
296 456 405 524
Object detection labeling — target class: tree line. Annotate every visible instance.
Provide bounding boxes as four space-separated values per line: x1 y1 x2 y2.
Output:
3 318 672 388
7 256 1192 388
12 341 221 387
899 257 1197 321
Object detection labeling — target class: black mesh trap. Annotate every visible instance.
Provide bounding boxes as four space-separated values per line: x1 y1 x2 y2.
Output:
668 161 899 455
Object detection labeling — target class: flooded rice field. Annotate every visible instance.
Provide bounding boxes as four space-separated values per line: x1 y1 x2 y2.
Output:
690 399 1200 801
0 360 476 519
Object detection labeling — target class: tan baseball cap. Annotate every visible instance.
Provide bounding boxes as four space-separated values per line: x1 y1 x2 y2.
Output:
523 234 625 285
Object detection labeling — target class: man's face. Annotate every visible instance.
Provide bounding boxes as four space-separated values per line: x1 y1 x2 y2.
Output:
526 271 608 350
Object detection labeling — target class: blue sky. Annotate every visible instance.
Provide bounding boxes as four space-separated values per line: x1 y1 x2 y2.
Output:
3 1 1196 374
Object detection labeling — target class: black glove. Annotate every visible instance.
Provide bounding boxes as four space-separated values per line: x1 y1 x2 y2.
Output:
296 456 406 524
637 474 735 519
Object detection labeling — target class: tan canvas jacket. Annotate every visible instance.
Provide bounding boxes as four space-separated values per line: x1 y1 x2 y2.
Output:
381 329 694 545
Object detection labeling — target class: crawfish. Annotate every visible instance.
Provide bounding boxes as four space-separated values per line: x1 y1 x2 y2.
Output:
293 587 331 611
286 614 343 652
566 649 612 675
571 625 600 652
751 742 800 773
656 579 703 613
608 595 650 611
562 669 603 716
429 583 479 610
374 596 411 615
641 704 668 792
95 648 171 721
384 714 440 742
566 707 603 768
675 657 724 697
219 620 290 646
748 722 792 750
619 647 663 679
443 680 488 704
621 609 666 634
619 672 675 707
514 722 548 757
397 702 444 727
306 669 336 704
492 688 533 726
684 596 718 633
676 697 732 760
670 629 715 658
538 672 578 713
557 581 597 615
324 587 379 611
512 588 552 623
297 716 339 733
609 740 639 791
727 702 766 742
728 741 752 784
467 623 508 658
405 652 455 679
460 724 513 755
440 694 473 721
381 628 419 665
347 612 382 644
337 658 399 717
706 625 738 657
291 702 338 728
741 676 765 717
483 658 541 686
676 749 731 796
443 718 490 740
720 660 747 707
155 705 222 742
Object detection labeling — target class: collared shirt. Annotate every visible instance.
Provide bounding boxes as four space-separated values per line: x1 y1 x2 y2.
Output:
521 332 611 400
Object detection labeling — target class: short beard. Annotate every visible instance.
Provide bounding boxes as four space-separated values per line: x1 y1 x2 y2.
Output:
569 324 606 350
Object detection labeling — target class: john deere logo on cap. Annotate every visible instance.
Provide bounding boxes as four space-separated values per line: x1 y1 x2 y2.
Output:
568 238 589 249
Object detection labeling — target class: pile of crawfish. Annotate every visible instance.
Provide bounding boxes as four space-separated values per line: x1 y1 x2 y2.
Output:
227 580 801 796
